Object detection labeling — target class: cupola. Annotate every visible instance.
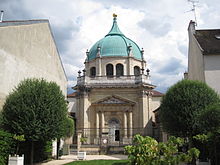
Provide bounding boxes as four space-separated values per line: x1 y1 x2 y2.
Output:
87 14 142 61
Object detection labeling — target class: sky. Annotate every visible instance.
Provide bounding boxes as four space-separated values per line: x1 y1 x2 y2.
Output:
1 0 220 93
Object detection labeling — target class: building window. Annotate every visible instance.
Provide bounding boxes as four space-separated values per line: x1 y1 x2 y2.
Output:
134 66 140 76
116 64 124 77
106 64 114 77
90 67 96 77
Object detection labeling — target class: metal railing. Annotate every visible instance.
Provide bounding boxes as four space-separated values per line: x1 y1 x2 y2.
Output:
77 128 155 146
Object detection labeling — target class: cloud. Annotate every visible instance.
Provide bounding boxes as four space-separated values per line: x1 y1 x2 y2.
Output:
0 0 32 20
1 0 220 94
138 16 172 37
177 44 188 57
157 57 184 74
52 21 80 54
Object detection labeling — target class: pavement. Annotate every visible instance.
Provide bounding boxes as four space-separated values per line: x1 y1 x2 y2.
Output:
37 154 128 165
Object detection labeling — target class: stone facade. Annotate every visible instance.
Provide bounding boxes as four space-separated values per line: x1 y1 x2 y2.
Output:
70 15 163 147
0 20 67 109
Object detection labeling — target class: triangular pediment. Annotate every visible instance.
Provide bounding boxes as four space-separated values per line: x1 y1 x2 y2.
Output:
93 95 135 105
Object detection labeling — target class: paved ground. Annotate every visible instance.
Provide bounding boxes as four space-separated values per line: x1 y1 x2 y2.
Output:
37 154 128 165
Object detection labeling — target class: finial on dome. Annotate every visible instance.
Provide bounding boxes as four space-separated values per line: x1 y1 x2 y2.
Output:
113 13 117 18
113 13 117 22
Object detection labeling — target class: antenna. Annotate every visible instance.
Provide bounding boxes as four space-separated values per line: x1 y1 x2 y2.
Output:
187 0 199 26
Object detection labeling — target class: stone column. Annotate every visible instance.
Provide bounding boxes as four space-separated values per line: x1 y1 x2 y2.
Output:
96 112 99 138
123 112 127 138
128 111 133 138
100 112 104 134
97 57 102 76
77 131 82 151
127 57 131 75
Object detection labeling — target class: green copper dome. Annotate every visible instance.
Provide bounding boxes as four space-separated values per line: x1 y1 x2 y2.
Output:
88 15 142 61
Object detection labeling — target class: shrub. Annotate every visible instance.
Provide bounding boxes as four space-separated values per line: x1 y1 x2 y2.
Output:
125 134 200 165
0 129 15 165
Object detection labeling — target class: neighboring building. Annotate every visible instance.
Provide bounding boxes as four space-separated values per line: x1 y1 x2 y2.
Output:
187 21 220 94
0 19 68 156
69 14 163 150
0 19 67 109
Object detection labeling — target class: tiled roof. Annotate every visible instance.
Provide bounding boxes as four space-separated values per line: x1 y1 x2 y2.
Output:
152 90 164 97
0 19 48 27
194 29 220 55
67 92 77 98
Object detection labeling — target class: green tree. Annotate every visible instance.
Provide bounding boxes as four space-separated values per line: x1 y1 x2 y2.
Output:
2 78 70 165
160 79 219 138
196 103 220 164
199 103 220 133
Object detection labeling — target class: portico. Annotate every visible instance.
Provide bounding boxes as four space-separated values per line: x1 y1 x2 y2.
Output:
93 95 134 145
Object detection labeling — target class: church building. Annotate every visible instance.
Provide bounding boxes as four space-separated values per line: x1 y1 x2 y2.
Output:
70 14 163 148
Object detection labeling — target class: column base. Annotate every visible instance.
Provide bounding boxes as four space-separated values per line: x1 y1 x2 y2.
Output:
122 137 132 144
94 138 100 145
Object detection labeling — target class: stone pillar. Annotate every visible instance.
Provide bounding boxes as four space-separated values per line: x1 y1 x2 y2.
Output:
78 92 90 130
123 112 127 138
96 112 99 138
127 57 131 75
94 111 100 144
100 112 104 134
128 111 133 138
138 91 147 135
97 57 102 76
77 131 82 151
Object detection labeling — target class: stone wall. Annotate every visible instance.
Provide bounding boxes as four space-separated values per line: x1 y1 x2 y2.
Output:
204 55 220 94
188 23 205 82
0 20 67 109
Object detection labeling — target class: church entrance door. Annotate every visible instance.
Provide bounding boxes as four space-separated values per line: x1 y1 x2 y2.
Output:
108 118 120 145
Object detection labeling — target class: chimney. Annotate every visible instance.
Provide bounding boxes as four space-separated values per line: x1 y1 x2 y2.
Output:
0 10 4 22
188 20 196 34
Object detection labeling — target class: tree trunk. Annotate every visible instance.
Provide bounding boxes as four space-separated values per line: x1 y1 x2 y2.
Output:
56 139 60 160
30 141 34 165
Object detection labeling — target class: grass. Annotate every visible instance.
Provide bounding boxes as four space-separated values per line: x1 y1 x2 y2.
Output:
65 159 129 165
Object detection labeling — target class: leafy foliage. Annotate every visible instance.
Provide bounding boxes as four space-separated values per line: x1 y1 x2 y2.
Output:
65 160 129 165
160 79 220 137
1 78 71 164
125 134 200 165
2 79 68 142
194 103 220 164
0 129 15 165
63 117 75 138
13 134 25 155
198 103 220 133
2 78 68 141
193 134 208 143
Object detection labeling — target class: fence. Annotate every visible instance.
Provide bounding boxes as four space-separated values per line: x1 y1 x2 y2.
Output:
76 127 156 146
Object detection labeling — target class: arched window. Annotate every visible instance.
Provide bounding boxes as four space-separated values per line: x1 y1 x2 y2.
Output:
90 67 96 77
116 64 124 77
106 64 114 77
134 66 140 76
